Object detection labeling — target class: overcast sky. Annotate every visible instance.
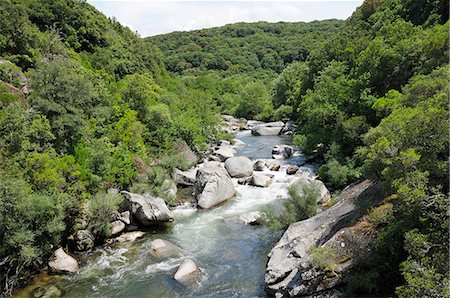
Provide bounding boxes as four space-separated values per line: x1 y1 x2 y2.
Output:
87 1 363 37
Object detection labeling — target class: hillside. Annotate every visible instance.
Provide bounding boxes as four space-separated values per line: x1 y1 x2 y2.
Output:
147 20 343 75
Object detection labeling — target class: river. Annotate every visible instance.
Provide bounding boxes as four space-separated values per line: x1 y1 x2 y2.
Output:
15 130 317 298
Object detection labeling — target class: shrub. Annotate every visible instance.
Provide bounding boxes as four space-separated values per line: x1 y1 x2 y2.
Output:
309 246 337 270
87 191 123 239
267 183 319 232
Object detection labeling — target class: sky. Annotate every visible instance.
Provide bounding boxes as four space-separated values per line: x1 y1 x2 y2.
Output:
87 1 363 37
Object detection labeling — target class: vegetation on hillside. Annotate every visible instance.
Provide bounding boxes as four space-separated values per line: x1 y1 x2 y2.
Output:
147 20 344 119
271 0 448 296
0 0 448 296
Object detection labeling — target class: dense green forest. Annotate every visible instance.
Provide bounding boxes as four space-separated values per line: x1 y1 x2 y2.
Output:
147 20 343 120
0 0 448 296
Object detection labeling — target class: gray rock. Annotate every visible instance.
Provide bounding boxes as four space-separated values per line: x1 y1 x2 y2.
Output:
174 139 198 167
286 165 299 175
211 146 236 161
252 121 284 136
272 145 294 160
250 172 273 187
174 168 197 186
122 191 173 225
48 248 79 273
253 160 266 171
292 177 331 204
265 180 382 297
224 156 253 178
149 239 181 258
195 162 235 209
232 139 245 147
71 229 94 251
114 231 145 243
31 285 62 298
111 220 125 236
174 259 198 283
119 211 131 225
269 163 281 171
239 211 267 225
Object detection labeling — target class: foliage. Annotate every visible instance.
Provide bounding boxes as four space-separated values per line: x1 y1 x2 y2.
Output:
267 183 319 232
87 191 123 239
308 246 337 271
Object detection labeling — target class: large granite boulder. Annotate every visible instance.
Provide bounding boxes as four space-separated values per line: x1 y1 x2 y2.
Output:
113 231 145 243
224 156 253 178
195 162 235 209
265 180 382 297
252 121 284 136
121 191 173 225
48 248 79 273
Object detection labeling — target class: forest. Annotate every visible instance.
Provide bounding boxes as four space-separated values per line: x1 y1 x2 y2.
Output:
0 0 448 297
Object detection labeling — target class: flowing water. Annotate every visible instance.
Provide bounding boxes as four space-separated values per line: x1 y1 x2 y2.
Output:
15 131 317 298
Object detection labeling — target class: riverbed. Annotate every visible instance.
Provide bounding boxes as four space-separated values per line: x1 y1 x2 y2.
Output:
15 131 316 298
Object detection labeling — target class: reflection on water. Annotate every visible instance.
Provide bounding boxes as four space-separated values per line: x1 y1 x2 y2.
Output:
16 130 317 298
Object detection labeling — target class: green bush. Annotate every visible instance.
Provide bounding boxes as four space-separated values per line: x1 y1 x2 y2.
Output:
267 183 319 232
87 191 123 239
308 246 337 270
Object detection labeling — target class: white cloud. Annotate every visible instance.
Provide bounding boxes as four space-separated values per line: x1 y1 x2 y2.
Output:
88 1 363 36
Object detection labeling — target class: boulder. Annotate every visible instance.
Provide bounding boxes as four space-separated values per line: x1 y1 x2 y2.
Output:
174 168 197 186
238 177 252 185
119 211 131 225
174 139 198 167
48 248 79 273
71 229 94 252
224 156 253 178
122 191 173 225
111 220 125 236
292 177 331 204
251 121 284 136
114 231 145 243
268 163 281 171
246 120 265 129
286 165 299 175
210 146 236 161
232 139 245 147
149 239 181 258
265 180 382 297
195 162 235 209
239 211 267 225
250 172 273 187
272 145 294 160
31 285 62 298
253 160 266 171
174 259 198 283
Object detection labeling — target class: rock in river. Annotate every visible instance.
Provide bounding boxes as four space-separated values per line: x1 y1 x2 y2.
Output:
251 121 284 136
174 259 198 283
48 248 79 273
122 191 173 225
250 172 273 187
239 211 267 225
195 162 235 209
110 220 125 236
224 156 253 178
149 239 181 258
174 168 197 186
